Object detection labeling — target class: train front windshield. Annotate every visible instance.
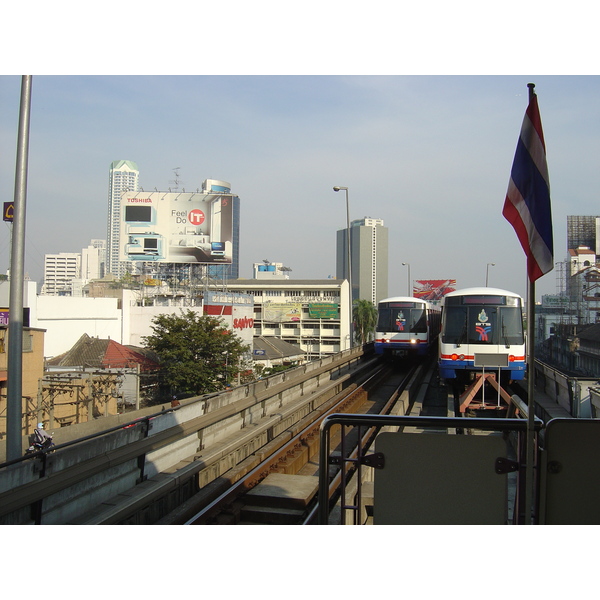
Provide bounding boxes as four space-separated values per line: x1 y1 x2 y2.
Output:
377 302 427 333
442 295 524 346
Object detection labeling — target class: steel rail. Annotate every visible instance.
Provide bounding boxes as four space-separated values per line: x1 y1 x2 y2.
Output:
183 364 393 524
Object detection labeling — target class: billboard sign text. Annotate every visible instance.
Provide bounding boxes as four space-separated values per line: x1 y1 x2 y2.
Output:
119 192 234 265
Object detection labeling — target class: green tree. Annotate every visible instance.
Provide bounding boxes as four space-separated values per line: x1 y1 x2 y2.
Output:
142 310 250 396
353 299 378 344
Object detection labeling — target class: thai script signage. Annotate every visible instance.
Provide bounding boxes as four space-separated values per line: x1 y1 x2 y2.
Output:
308 303 338 319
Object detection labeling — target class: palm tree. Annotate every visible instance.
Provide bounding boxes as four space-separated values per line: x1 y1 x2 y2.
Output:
353 299 378 344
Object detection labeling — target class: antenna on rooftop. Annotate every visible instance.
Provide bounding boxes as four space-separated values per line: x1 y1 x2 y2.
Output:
169 167 183 191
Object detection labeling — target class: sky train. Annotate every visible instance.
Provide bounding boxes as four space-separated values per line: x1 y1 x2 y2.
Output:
375 297 441 358
438 287 526 388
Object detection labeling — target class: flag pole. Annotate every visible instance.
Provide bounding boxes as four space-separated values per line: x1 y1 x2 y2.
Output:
525 82 536 524
503 81 552 523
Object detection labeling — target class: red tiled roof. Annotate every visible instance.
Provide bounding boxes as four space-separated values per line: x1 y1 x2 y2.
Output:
47 333 159 372
103 339 159 370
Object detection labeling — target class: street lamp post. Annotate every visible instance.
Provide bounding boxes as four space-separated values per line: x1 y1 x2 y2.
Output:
486 263 495 287
333 186 353 347
402 262 411 296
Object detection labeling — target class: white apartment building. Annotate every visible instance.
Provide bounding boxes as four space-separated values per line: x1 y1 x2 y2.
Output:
41 253 81 296
106 160 139 279
41 240 106 296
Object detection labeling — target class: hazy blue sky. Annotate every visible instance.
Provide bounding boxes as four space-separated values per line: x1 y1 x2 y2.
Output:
1 5 598 303
1 74 598 301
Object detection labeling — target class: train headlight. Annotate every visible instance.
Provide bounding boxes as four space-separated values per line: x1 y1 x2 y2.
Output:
410 339 417 344
451 353 465 361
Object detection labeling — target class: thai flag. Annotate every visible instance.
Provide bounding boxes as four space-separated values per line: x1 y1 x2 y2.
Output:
502 91 553 282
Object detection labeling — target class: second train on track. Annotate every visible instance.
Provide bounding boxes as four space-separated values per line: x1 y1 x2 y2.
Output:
374 296 442 358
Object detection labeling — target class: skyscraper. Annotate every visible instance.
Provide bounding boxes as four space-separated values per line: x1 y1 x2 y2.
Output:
203 179 240 280
336 217 388 305
107 160 139 278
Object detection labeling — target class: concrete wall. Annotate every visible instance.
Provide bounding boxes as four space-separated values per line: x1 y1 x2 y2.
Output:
32 296 122 358
121 290 203 347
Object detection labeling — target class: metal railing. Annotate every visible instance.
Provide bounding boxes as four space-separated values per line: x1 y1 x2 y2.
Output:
317 413 545 525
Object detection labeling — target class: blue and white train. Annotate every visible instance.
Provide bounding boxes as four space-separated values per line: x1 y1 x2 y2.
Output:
438 287 526 387
375 297 441 358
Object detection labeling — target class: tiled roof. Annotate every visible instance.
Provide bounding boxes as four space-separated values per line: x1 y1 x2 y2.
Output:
47 333 159 371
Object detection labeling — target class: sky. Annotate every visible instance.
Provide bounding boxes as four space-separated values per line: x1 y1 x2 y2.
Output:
1 5 599 306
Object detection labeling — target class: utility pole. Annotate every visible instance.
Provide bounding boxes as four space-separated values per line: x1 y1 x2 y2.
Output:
6 76 32 461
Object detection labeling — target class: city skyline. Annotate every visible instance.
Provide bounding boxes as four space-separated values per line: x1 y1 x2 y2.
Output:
2 75 600 302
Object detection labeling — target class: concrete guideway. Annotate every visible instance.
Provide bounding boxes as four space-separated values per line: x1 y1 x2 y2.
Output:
0 346 373 525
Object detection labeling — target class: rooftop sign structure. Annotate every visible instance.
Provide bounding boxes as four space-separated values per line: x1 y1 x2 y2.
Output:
119 191 234 265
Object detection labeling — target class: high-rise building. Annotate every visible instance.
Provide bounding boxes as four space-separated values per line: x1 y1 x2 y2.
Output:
566 215 600 256
203 179 240 280
336 217 388 305
107 160 139 278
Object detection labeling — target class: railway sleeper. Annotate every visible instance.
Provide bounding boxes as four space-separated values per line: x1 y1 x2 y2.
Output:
239 473 318 525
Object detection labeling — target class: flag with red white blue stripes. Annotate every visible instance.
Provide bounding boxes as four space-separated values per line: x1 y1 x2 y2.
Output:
502 91 553 282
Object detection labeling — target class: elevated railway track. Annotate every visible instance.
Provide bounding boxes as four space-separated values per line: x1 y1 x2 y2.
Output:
2 346 598 525
0 346 429 525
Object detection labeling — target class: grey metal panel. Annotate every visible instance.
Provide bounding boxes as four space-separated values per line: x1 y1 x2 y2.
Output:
474 353 509 368
540 419 600 524
374 432 508 525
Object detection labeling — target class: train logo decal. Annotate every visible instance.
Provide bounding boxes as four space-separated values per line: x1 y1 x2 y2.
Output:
395 312 405 331
476 310 490 341
475 325 491 341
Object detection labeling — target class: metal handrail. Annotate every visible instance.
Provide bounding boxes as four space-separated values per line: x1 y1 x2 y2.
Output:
317 413 544 525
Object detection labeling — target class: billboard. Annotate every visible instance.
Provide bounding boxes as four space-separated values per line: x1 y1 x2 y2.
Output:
413 279 456 302
263 302 302 323
119 191 234 264
308 303 339 319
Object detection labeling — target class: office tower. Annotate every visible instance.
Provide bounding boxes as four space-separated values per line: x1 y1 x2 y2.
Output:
107 160 139 278
203 179 240 280
336 217 388 305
